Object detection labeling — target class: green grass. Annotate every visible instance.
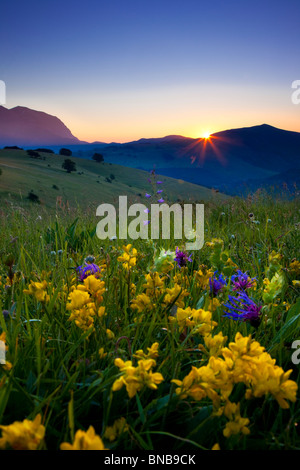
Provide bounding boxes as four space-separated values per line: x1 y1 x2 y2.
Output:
0 168 299 451
0 149 225 210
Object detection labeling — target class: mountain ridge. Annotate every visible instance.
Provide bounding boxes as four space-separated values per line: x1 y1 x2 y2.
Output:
1 105 299 194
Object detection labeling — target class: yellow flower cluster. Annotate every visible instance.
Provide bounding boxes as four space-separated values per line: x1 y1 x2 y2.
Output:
219 401 250 438
169 306 217 335
117 244 137 270
103 417 129 442
66 274 106 332
172 332 297 411
60 425 107 450
0 414 45 450
130 272 189 320
23 280 50 303
112 353 164 399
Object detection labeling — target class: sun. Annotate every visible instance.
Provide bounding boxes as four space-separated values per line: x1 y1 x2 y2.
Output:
202 131 211 139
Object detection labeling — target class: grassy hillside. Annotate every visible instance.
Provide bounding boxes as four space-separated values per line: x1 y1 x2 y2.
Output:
0 149 227 210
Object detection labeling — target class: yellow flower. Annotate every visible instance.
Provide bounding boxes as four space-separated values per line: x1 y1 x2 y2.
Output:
162 284 189 309
98 347 107 359
23 280 50 303
131 293 153 314
204 332 227 357
222 401 250 438
133 342 160 360
212 443 220 450
106 329 115 340
60 426 107 450
143 272 165 297
117 244 138 270
112 357 164 398
67 289 91 310
68 302 97 332
170 306 217 336
194 266 214 290
83 275 106 303
289 260 300 274
292 280 300 287
103 417 128 442
0 414 45 450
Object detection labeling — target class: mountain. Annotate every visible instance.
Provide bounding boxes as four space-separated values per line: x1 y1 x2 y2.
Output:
76 124 300 194
0 106 82 146
1 104 299 194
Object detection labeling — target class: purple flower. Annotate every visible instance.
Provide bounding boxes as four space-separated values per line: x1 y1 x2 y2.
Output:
156 181 163 184
223 292 262 327
76 263 101 281
143 220 150 225
158 198 165 203
231 270 256 291
209 271 227 296
145 193 151 198
174 247 192 268
144 208 150 213
157 190 163 194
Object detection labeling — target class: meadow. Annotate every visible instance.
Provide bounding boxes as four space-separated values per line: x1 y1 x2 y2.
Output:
0 177 299 451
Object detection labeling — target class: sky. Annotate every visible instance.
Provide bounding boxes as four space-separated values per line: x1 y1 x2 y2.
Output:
1 0 299 143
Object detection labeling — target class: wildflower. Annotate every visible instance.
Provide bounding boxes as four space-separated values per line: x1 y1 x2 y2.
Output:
157 198 165 203
156 189 163 194
244 363 298 409
170 306 217 336
194 266 214 289
143 272 165 297
204 332 227 357
117 244 138 270
76 263 101 281
231 270 256 291
133 342 160 360
292 280 300 287
60 426 107 450
131 293 153 314
153 248 175 273
106 329 115 340
0 414 45 450
262 272 285 303
145 193 151 198
289 259 300 274
162 284 189 309
209 271 227 295
67 289 91 311
83 275 106 303
23 280 50 303
223 292 262 326
112 358 164 398
156 181 163 184
212 443 220 450
222 401 250 438
103 417 129 442
174 247 192 268
98 347 107 359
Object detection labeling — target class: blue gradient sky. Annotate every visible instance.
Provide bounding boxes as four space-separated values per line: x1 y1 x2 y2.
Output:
1 0 299 142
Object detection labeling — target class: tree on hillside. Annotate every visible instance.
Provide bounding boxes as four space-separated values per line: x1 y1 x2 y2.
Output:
92 152 104 163
59 148 72 156
62 158 77 173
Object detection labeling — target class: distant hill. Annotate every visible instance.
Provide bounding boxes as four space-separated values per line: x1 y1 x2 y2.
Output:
75 124 300 194
0 148 225 209
1 104 299 194
0 106 82 146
